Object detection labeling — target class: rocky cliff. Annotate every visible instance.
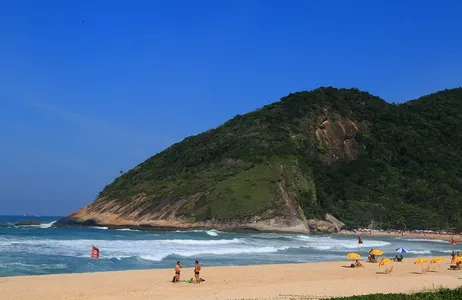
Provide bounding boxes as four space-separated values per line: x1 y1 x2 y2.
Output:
55 87 462 232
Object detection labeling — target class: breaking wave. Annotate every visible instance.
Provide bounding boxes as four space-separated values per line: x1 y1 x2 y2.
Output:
396 238 449 244
1 221 457 277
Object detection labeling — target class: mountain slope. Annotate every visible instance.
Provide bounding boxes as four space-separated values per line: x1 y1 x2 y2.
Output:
55 87 462 232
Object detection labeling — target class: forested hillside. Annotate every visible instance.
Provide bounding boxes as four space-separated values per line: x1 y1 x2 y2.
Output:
57 87 462 231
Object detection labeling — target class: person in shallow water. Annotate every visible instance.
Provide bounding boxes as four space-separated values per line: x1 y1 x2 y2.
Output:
194 260 201 284
174 261 182 283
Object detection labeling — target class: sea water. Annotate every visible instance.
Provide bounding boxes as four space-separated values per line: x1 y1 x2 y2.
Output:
0 216 457 277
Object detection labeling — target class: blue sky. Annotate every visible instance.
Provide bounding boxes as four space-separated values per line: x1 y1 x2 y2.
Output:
1 0 461 215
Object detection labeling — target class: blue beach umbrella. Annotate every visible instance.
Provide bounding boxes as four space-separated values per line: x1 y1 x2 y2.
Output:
395 248 408 253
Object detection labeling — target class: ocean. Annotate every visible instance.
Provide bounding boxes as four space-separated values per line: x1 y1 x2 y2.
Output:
0 215 457 277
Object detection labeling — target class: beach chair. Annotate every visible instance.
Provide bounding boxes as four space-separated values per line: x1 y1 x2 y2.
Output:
385 266 394 274
423 264 431 273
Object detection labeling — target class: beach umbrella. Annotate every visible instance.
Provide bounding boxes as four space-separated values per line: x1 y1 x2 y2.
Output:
414 258 430 272
346 253 361 260
414 258 429 264
395 248 408 254
430 257 445 270
430 257 445 264
371 249 384 256
379 258 393 267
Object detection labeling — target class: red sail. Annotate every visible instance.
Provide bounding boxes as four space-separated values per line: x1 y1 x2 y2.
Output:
91 246 100 259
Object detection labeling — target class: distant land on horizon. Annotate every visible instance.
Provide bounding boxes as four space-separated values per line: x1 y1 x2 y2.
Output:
55 86 462 234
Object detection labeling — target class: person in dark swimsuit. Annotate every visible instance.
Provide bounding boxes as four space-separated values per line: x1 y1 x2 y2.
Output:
194 260 201 284
174 261 182 283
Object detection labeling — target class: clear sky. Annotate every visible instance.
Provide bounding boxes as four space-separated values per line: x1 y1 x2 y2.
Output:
1 0 461 216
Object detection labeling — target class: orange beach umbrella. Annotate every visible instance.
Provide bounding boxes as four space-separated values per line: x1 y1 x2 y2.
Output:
379 258 393 267
371 249 384 256
346 253 361 260
414 258 429 264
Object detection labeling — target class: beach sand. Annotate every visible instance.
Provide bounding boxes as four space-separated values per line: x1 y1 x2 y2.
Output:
1 259 461 300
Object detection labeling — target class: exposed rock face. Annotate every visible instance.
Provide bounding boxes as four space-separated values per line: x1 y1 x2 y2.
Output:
324 213 345 231
55 206 310 233
307 219 337 233
305 214 347 234
56 161 312 233
315 117 368 164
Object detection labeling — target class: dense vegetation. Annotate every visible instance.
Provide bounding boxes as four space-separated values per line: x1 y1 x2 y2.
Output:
314 88 462 230
98 87 462 230
325 288 462 300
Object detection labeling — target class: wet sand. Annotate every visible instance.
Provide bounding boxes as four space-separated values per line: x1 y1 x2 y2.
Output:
1 258 461 300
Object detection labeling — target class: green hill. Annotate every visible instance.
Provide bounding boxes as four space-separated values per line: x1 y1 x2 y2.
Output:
55 87 462 232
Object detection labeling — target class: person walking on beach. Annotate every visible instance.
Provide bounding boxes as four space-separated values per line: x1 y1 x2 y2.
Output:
174 261 182 283
194 260 201 284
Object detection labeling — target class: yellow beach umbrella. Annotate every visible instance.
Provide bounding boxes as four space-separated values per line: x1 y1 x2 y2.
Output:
371 249 384 256
430 257 445 264
346 253 361 260
414 258 429 264
379 258 393 267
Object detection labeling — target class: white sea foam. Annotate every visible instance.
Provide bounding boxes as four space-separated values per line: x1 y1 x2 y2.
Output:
139 246 284 262
18 221 57 229
438 249 462 253
5 262 68 270
396 238 449 244
175 229 223 236
405 250 432 254
160 238 242 245
116 228 140 232
90 226 109 230
139 254 170 262
249 233 290 239
291 235 391 251
0 237 258 262
31 221 56 229
1 227 455 275
38 221 56 229
176 246 286 257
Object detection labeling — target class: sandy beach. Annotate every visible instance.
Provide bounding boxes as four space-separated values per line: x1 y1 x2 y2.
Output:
1 258 461 300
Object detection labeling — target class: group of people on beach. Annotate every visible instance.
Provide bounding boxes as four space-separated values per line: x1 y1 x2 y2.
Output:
450 251 462 270
172 260 203 284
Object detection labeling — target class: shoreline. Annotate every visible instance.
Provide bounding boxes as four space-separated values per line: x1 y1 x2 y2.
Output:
53 222 462 244
338 230 462 243
2 259 461 300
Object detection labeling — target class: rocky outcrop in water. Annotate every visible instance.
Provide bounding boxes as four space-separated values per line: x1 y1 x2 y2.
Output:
15 220 41 226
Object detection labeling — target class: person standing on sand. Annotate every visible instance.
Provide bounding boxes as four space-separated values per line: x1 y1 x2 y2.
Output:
174 261 182 283
194 260 201 284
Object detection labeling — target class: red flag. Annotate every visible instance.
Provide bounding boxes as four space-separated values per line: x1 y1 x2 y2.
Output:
358 236 363 244
451 237 456 246
91 246 100 259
